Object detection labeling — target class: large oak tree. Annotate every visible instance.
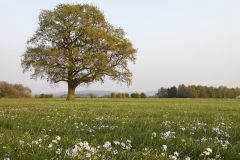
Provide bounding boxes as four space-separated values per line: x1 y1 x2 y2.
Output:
21 4 137 100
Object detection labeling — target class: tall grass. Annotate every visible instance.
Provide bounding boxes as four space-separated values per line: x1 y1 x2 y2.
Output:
0 99 240 159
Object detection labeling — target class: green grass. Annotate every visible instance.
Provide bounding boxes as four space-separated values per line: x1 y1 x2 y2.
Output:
0 98 240 159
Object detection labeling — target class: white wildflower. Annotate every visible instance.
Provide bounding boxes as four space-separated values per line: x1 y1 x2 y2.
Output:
151 132 156 139
126 139 131 143
86 152 91 158
161 131 175 139
203 151 210 155
32 140 39 144
113 141 120 145
162 145 167 151
78 142 83 147
185 156 190 160
216 154 221 159
52 140 57 143
71 146 80 157
169 155 177 160
19 140 24 146
56 148 61 154
84 141 89 147
202 148 212 156
174 151 179 157
201 137 208 143
48 143 53 148
56 136 61 141
90 147 97 154
103 141 111 150
121 142 126 148
222 144 227 149
85 145 90 151
114 149 118 154
206 148 212 153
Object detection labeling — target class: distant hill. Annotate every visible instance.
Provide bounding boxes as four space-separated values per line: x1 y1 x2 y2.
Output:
145 91 157 96
53 90 157 98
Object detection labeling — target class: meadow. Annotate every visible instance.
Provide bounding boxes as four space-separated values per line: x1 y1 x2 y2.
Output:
0 98 240 160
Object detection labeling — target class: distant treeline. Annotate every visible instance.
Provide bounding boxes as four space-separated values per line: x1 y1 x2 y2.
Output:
34 94 53 98
110 92 147 98
0 81 32 98
156 84 240 98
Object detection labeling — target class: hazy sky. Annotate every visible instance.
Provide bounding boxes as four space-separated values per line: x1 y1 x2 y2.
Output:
1 0 240 94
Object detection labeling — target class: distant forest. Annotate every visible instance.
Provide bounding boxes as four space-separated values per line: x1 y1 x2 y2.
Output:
156 84 240 98
0 81 32 98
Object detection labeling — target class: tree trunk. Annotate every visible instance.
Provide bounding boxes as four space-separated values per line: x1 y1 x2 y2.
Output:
66 83 76 100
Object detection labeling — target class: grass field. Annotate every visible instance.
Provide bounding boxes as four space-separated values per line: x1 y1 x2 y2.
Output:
0 98 240 160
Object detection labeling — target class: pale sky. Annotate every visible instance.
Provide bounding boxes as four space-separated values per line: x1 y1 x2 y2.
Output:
0 0 240 94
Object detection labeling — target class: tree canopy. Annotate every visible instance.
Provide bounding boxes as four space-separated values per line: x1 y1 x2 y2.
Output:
21 3 137 100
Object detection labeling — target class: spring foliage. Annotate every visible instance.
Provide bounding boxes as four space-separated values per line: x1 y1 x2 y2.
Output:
21 3 136 100
157 84 240 98
0 81 32 98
